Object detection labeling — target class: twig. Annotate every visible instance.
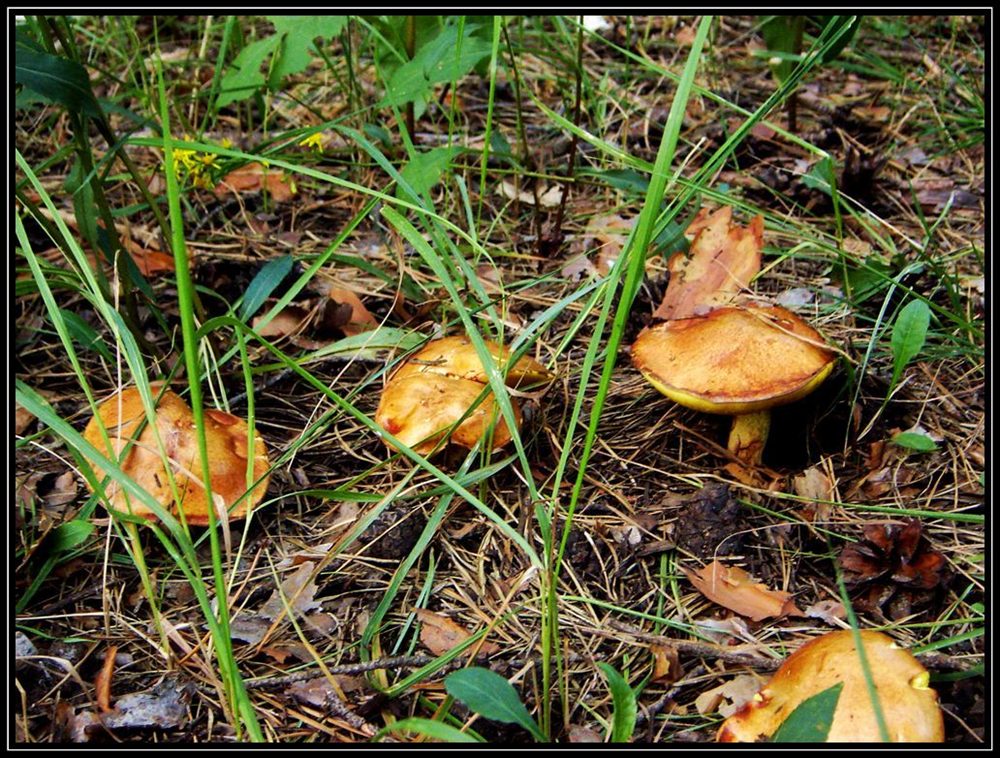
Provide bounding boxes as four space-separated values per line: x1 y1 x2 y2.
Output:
244 654 437 689
607 619 977 673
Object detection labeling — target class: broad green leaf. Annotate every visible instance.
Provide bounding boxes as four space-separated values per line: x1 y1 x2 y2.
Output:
216 35 281 108
59 308 114 362
771 682 843 742
842 261 891 304
444 668 545 741
891 431 939 452
240 254 294 321
816 16 862 64
890 299 931 383
584 168 650 195
267 16 348 86
380 23 491 108
597 662 638 743
47 519 96 554
14 43 101 118
397 146 461 200
373 717 481 743
800 156 836 195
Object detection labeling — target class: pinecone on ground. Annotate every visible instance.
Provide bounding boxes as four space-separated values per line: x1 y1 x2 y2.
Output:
838 519 949 620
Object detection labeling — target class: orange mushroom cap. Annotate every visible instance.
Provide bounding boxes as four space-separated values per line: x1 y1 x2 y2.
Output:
82 386 270 526
718 630 945 743
375 336 551 455
631 305 836 416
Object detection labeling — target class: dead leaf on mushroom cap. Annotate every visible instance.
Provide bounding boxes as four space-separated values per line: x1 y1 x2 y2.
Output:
654 207 764 321
81 386 270 526
684 560 804 622
375 336 552 456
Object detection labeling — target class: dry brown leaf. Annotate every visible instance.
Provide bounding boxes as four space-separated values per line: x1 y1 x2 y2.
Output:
123 238 175 275
583 213 634 275
567 725 604 743
327 287 378 336
685 560 804 622
654 206 763 321
253 305 311 339
650 643 681 685
803 599 847 625
95 645 117 713
793 465 835 522
214 162 296 202
16 402 36 435
695 674 765 717
414 608 499 657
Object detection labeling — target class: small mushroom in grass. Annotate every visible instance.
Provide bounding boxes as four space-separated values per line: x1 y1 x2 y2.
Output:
632 305 836 466
375 335 553 456
82 386 270 525
718 630 945 743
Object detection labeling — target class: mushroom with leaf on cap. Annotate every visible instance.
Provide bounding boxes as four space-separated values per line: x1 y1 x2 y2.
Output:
718 629 945 743
82 385 270 525
631 207 836 470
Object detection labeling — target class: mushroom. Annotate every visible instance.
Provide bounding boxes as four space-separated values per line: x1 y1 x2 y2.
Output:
718 629 945 742
82 385 270 525
631 207 836 470
375 335 553 456
631 305 836 466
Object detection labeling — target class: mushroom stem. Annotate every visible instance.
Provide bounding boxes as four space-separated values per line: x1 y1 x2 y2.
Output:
727 410 771 466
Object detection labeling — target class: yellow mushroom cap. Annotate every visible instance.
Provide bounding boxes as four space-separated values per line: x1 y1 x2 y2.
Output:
375 373 519 455
391 335 553 388
718 630 945 743
82 386 270 526
631 305 836 416
375 336 549 455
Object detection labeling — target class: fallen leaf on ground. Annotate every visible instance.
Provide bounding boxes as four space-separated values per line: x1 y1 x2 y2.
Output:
215 162 296 202
650 643 681 685
694 674 765 717
793 465 835 522
583 213 634 275
123 239 175 275
16 402 37 435
685 560 804 622
803 599 847 625
324 287 378 336
414 608 499 657
95 645 117 713
102 677 191 730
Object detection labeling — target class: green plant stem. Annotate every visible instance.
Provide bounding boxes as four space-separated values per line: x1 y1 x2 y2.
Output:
404 15 416 139
547 15 585 254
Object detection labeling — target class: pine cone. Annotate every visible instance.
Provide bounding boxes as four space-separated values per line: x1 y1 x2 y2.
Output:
838 519 948 620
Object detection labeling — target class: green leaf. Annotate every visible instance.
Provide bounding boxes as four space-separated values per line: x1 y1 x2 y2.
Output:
47 519 96 554
396 146 461 200
597 662 638 743
59 308 114 362
240 254 294 321
890 298 931 384
444 668 545 741
380 23 491 108
267 16 348 86
15 43 101 118
815 16 862 64
585 168 650 195
771 682 843 742
800 156 836 196
891 431 939 453
373 717 482 743
217 35 282 108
